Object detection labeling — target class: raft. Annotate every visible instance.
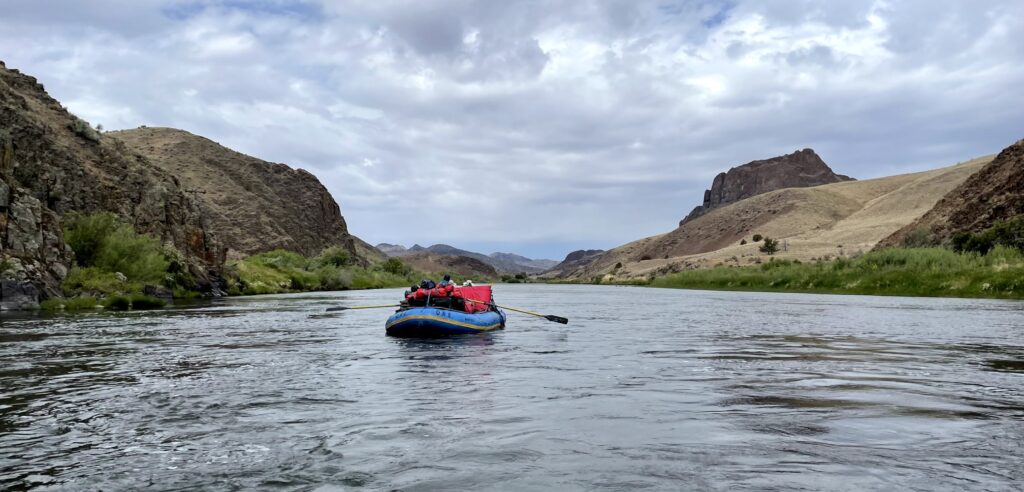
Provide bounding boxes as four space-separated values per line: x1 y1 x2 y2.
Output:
385 307 506 337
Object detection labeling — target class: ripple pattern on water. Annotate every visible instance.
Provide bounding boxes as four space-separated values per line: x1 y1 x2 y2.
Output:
2 286 1023 490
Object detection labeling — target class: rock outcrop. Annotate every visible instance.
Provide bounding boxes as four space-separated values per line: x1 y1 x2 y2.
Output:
681 149 852 225
538 249 605 278
880 139 1024 247
0 60 226 305
0 60 373 308
110 127 363 261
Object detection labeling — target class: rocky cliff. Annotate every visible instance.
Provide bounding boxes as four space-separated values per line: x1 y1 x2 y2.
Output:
0 61 373 309
0 61 225 308
681 149 852 225
538 249 605 278
880 139 1024 247
110 127 363 261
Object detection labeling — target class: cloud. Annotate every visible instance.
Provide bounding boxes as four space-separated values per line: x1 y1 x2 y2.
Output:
2 0 1023 259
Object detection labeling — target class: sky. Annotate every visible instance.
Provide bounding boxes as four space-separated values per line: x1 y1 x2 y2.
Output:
2 0 1023 260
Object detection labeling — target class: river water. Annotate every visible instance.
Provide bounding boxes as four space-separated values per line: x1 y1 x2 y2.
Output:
2 285 1023 491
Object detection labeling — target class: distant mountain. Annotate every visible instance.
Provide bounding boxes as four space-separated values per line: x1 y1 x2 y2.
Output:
400 252 499 280
489 252 558 272
375 243 556 273
375 243 408 256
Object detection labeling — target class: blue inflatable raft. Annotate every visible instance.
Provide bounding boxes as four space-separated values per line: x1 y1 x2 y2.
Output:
385 307 506 337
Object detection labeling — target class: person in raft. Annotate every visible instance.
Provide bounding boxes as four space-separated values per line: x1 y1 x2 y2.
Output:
438 274 452 287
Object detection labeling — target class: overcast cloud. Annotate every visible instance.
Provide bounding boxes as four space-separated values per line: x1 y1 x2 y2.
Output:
2 0 1022 259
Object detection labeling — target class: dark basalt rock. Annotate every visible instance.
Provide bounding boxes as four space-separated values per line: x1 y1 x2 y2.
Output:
681 149 853 225
1 279 40 310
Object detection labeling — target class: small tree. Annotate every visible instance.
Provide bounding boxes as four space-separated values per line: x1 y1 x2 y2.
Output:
759 237 779 255
740 239 747 245
752 234 763 242
380 257 409 275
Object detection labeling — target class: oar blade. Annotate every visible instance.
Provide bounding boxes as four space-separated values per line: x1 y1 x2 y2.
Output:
545 315 569 324
325 306 350 312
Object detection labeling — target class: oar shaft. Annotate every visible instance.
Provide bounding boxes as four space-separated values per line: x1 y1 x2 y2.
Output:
326 304 400 311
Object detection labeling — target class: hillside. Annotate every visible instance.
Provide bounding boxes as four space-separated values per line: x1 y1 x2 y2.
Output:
539 249 606 278
681 148 852 225
376 242 556 273
0 61 225 305
556 156 991 281
880 139 1024 247
399 252 499 280
111 127 369 262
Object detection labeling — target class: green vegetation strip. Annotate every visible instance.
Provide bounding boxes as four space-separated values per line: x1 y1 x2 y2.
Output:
230 249 425 295
650 247 1024 299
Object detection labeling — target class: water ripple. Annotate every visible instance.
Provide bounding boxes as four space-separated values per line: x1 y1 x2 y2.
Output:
2 286 1023 490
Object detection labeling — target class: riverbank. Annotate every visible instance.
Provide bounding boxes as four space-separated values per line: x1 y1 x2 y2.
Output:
647 247 1024 300
15 212 438 311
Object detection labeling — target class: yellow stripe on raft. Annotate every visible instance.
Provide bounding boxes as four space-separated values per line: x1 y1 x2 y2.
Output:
386 314 503 332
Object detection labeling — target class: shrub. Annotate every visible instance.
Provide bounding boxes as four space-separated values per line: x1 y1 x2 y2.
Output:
752 234 763 242
104 295 132 310
951 217 1024 254
128 294 166 310
759 237 780 255
63 212 169 284
39 299 65 311
316 246 352 267
380 257 410 276
903 226 932 247
62 267 130 296
96 226 169 283
63 212 119 267
68 115 101 143
740 239 747 245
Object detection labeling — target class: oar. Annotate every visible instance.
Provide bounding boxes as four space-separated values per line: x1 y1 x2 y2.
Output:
325 304 399 312
464 299 569 324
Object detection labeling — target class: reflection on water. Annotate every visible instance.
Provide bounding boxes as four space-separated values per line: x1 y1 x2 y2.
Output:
1 286 1023 490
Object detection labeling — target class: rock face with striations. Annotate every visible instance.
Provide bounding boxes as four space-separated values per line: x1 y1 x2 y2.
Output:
110 127 361 261
681 149 852 225
879 138 1024 247
0 60 226 307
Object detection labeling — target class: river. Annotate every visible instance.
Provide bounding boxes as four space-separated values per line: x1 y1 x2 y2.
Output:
2 285 1023 490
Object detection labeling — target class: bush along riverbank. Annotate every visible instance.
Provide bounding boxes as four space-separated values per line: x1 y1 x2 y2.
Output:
229 249 429 295
649 246 1024 299
41 212 184 311
38 212 452 311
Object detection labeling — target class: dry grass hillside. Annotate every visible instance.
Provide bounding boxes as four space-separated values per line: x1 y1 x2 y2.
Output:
561 156 992 281
881 139 1024 247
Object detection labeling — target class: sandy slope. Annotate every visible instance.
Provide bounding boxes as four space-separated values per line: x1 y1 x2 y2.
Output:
563 156 992 281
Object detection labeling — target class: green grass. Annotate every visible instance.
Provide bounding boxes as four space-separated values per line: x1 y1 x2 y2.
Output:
650 247 1024 299
61 267 139 296
231 249 428 295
